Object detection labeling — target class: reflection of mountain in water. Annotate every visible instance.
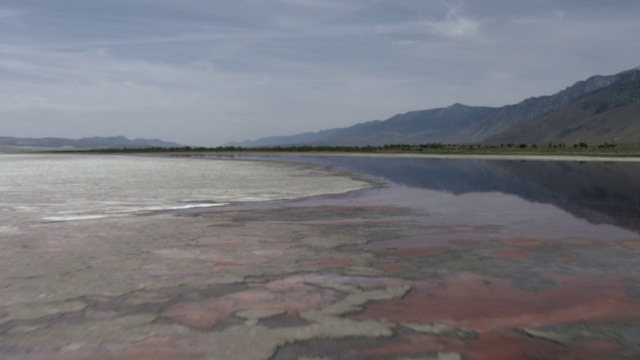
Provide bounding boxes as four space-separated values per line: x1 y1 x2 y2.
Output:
497 161 640 234
296 157 640 234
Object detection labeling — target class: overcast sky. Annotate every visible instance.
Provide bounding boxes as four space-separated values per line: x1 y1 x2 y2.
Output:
1 1 639 146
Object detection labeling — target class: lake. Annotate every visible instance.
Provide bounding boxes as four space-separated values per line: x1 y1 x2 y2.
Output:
1 153 639 360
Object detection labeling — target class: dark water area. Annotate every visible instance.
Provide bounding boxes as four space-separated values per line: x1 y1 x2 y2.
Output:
248 155 640 236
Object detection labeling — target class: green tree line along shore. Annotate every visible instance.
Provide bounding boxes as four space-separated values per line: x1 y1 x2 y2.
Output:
55 143 640 157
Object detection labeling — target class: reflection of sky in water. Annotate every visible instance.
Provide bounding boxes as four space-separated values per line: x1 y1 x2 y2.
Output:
261 155 640 240
383 186 638 241
281 184 639 243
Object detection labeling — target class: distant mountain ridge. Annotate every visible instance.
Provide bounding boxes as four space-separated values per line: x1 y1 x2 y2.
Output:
0 136 183 149
486 68 640 144
230 66 640 146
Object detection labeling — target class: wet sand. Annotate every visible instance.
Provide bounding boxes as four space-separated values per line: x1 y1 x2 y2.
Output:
1 158 640 359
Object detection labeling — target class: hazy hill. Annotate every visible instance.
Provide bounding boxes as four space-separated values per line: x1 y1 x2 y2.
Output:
230 66 640 147
485 68 640 144
235 104 495 147
0 136 183 149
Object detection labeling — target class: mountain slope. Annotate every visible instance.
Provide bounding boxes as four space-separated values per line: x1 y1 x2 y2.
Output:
230 66 640 147
485 69 640 144
230 104 495 147
458 71 629 143
307 104 496 146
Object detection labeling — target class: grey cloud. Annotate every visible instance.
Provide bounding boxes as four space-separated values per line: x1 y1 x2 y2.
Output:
1 1 639 146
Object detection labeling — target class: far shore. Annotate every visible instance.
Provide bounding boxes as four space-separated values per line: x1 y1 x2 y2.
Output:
180 151 640 162
3 147 640 162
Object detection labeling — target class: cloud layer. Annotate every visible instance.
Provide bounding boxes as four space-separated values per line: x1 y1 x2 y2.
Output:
1 0 639 145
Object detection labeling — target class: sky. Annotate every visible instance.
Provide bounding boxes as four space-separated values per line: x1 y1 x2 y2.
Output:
1 1 639 146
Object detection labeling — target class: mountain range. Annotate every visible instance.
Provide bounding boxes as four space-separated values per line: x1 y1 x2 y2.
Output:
231 66 640 147
0 136 183 150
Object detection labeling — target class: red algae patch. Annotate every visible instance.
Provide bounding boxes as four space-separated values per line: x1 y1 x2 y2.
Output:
372 246 449 257
362 333 620 360
194 236 265 247
504 239 544 249
360 236 444 250
280 331 625 360
350 332 585 360
301 258 353 268
376 262 412 274
361 236 450 257
162 279 336 330
618 239 640 250
162 273 406 330
358 273 640 333
274 326 628 360
258 238 295 244
490 250 530 259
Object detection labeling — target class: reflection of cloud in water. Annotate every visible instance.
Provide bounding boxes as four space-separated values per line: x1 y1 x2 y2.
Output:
286 156 640 235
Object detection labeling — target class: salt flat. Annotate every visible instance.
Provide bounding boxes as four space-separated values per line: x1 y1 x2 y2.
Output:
1 155 640 359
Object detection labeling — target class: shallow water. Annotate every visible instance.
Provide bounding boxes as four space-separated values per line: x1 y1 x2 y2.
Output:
236 155 640 238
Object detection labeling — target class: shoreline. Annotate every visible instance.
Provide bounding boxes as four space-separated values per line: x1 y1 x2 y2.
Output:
4 147 640 162
175 151 640 162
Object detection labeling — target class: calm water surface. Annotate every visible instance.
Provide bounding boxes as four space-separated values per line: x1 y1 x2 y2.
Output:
242 155 640 239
